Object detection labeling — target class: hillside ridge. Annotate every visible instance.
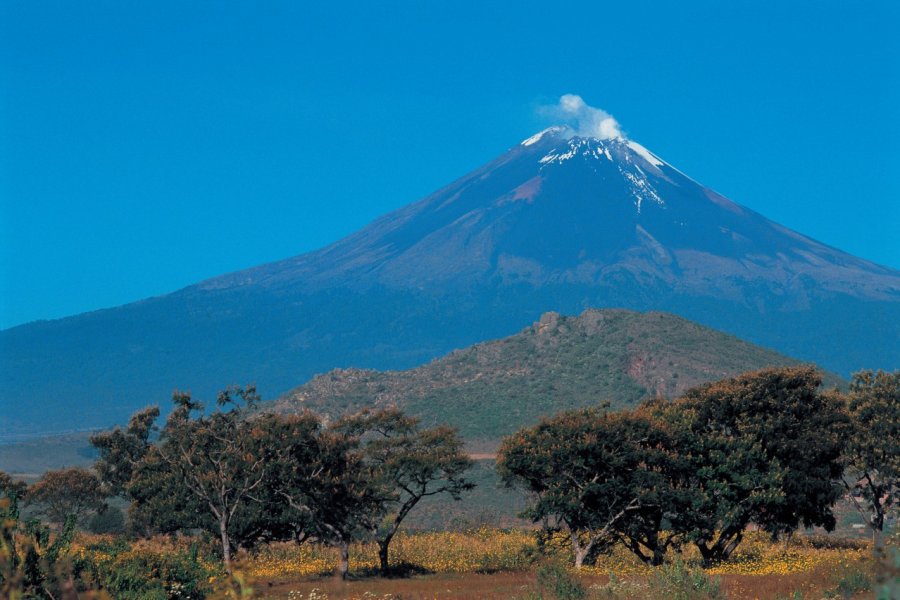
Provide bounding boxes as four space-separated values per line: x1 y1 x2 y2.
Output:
270 308 842 441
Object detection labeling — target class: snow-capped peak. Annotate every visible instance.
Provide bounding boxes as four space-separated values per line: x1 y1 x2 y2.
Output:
535 136 667 214
625 140 664 168
520 126 566 146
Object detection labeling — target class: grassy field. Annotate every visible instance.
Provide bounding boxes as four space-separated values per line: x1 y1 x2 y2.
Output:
67 528 895 599
233 529 887 599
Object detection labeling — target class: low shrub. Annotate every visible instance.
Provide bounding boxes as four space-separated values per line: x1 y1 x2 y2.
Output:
534 562 586 600
75 539 218 599
589 571 648 598
1 493 109 599
801 534 868 551
647 559 725 600
824 566 871 598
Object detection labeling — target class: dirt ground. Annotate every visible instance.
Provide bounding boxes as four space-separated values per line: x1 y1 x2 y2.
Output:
246 567 874 600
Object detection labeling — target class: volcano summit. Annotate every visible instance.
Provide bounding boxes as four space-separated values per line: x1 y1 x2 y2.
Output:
2 125 898 439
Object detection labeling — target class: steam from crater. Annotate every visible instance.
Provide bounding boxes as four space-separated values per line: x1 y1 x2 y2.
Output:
543 94 623 140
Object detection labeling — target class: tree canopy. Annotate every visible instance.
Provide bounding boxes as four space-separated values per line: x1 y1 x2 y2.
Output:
500 367 850 567
91 392 474 579
26 468 106 527
498 407 681 567
842 369 900 553
658 366 849 563
335 408 474 574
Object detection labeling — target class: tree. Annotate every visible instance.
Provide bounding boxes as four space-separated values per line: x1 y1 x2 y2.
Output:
659 366 849 564
127 440 204 537
230 411 324 550
498 407 680 568
336 408 474 575
87 505 126 535
26 468 106 527
267 412 385 579
126 386 271 571
842 370 899 554
90 406 159 496
647 396 783 565
0 472 27 500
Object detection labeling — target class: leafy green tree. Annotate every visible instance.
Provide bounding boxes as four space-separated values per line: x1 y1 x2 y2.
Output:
336 408 474 575
230 411 324 549
90 406 159 496
842 370 899 554
26 468 107 527
498 407 680 567
266 412 384 580
127 440 202 537
659 366 849 564
647 396 783 565
126 386 271 571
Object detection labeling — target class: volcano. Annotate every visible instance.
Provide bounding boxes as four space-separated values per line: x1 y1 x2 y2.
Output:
2 127 898 439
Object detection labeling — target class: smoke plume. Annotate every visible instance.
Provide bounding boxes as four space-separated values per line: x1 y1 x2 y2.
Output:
543 94 623 140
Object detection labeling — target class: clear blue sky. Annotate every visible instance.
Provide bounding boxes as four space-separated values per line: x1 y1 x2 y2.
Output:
1 1 898 329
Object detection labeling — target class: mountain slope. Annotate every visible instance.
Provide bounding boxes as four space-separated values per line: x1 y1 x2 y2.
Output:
269 309 843 441
1 128 897 440
204 130 898 301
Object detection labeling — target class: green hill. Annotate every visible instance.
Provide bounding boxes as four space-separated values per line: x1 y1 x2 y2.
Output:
270 309 842 443
0 309 841 477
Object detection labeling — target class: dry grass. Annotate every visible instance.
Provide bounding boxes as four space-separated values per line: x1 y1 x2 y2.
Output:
229 529 886 600
66 529 890 599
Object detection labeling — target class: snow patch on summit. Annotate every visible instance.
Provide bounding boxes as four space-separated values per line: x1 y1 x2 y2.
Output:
521 126 565 146
537 138 666 214
626 141 665 168
538 138 595 165
622 168 663 213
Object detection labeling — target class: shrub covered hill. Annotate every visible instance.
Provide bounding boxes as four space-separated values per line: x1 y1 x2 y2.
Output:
268 308 843 443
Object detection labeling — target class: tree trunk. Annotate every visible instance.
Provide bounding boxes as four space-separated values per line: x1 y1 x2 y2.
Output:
573 545 589 570
336 539 350 580
219 517 232 572
721 532 743 561
634 529 666 566
697 543 713 566
570 529 593 569
378 534 393 576
872 509 885 558
697 530 742 567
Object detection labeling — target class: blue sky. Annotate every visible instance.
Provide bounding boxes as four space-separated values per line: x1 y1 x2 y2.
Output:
1 1 898 329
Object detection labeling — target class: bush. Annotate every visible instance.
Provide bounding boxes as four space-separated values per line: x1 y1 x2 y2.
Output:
87 506 125 535
647 560 725 600
76 539 217 599
800 534 868 551
590 571 649 599
534 562 586 600
824 566 871 598
0 494 105 599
